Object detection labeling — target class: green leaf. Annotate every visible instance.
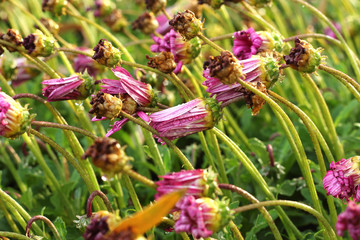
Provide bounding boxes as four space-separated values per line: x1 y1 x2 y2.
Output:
54 217 67 239
278 180 296 197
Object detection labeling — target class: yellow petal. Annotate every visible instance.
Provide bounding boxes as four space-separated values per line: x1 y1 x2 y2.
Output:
111 190 185 235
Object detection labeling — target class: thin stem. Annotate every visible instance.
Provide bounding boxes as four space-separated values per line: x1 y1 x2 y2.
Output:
26 216 61 240
142 130 166 175
0 232 31 240
170 72 196 100
228 221 244 240
208 132 229 184
0 73 16 96
56 47 93 57
123 168 157 188
86 191 114 217
122 175 142 211
198 32 225 52
291 0 360 81
219 184 283 240
233 200 336 239
209 33 233 42
31 121 97 139
319 64 360 93
0 199 20 233
119 111 194 170
162 8 172 20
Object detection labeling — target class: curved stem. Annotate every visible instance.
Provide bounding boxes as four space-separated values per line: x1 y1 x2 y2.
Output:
86 191 114 218
319 64 360 93
219 184 283 240
119 111 194 170
31 121 97 139
228 221 244 240
198 32 225 52
0 73 16 96
26 216 61 240
170 72 195 100
56 47 93 57
123 168 157 188
0 232 31 240
0 199 20 233
233 200 336 239
291 0 360 81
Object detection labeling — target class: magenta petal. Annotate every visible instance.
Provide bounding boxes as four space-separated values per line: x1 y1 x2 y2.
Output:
105 118 129 137
137 111 150 122
46 80 83 101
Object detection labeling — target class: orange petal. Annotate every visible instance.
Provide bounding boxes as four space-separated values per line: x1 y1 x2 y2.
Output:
112 190 185 235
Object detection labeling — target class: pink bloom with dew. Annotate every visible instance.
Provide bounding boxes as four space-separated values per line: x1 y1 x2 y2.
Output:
149 98 222 143
42 74 95 102
233 28 263 60
336 201 360 240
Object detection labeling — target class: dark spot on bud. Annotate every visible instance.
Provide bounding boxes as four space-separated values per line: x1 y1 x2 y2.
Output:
23 34 36 54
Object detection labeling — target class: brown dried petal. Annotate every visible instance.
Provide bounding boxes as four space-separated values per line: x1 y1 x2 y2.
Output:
169 10 203 40
146 0 166 13
0 29 23 52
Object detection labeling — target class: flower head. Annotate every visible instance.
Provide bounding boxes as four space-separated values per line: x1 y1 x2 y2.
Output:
146 51 177 74
132 12 159 35
104 9 128 32
0 29 23 52
336 201 360 240
323 156 360 202
93 0 114 17
283 38 322 73
89 92 123 120
233 28 283 60
23 30 55 57
74 49 103 77
146 0 167 14
155 168 220 200
203 50 245 85
174 196 232 238
92 39 122 68
169 10 203 40
149 97 222 143
0 89 32 138
42 73 95 102
82 137 131 176
83 211 120 240
42 0 68 16
156 14 172 35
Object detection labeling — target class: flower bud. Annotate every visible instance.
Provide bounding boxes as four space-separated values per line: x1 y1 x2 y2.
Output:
174 196 233 238
92 39 122 68
83 211 121 240
42 0 68 16
0 89 33 138
0 29 23 52
203 51 245 85
42 72 95 101
89 92 122 120
336 201 360 240
104 10 128 32
146 0 167 14
94 0 115 17
82 137 131 175
283 38 322 73
169 10 203 40
198 0 224 9
146 51 177 74
132 12 159 35
36 18 60 35
23 30 55 57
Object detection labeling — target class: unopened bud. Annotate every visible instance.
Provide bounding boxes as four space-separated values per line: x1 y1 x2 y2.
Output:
37 18 60 35
92 39 122 68
132 12 159 35
146 51 176 74
89 92 122 120
104 10 128 32
0 29 23 52
169 10 203 40
42 0 68 16
146 0 167 14
23 30 55 57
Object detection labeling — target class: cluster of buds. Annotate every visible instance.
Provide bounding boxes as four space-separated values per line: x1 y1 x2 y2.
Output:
42 72 95 102
146 0 167 14
0 29 23 52
283 38 322 73
323 156 360 202
0 89 32 138
233 28 283 60
132 12 159 35
169 10 203 40
82 137 131 176
23 30 55 57
336 201 360 239
42 0 68 16
146 51 177 74
92 39 122 68
149 97 222 143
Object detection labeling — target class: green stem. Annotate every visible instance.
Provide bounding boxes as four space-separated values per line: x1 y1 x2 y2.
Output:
223 109 251 150
122 175 142 211
0 188 43 236
0 199 20 233
142 130 166 175
219 184 283 240
233 200 336 239
319 64 360 93
170 72 196 100
208 132 229 184
213 128 302 239
31 121 97 139
302 74 344 160
112 175 126 212
291 0 360 81
0 232 31 240
124 169 157 188
229 221 244 240
26 216 61 240
119 111 194 170
198 33 225 52
0 73 16 96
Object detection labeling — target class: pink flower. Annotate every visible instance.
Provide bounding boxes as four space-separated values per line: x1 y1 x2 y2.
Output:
156 14 172 35
323 157 360 202
105 112 150 137
203 56 280 107
324 22 342 40
74 49 103 77
101 67 154 107
174 196 231 238
42 74 95 102
155 168 219 200
149 98 222 143
233 28 263 60
336 201 360 239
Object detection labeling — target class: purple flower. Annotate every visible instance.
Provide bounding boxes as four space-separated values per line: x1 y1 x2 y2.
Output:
149 98 222 143
203 56 280 107
324 22 342 39
155 168 219 200
323 157 360 202
105 112 150 137
74 49 103 77
101 67 154 107
42 74 95 102
174 196 231 238
336 201 360 239
156 14 172 35
0 88 31 138
233 28 263 60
